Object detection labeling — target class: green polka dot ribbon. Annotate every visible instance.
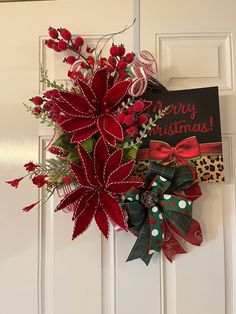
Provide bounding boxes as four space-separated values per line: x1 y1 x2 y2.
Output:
124 162 203 265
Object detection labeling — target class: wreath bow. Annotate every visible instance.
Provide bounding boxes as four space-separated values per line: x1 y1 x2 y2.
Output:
124 162 203 265
149 136 201 165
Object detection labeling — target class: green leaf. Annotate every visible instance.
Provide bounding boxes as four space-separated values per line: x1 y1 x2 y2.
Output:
81 138 96 153
52 134 76 152
66 149 80 163
123 144 140 161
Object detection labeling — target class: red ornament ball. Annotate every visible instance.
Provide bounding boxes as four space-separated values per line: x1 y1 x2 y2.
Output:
60 28 72 41
48 27 58 39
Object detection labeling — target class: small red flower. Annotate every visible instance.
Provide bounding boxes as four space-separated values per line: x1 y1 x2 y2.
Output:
32 175 47 188
52 68 131 146
24 162 38 172
55 137 142 239
22 201 40 212
6 177 24 188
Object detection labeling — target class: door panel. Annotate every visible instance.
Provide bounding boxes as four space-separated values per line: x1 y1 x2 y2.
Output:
1 0 235 314
140 0 236 313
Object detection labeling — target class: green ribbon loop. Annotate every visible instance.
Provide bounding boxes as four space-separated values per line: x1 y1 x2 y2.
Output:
124 162 195 265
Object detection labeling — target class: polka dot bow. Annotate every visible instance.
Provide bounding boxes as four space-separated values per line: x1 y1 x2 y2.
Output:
124 162 203 265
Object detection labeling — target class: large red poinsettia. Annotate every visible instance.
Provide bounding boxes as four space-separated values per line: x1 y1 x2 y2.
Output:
55 137 142 239
53 68 130 146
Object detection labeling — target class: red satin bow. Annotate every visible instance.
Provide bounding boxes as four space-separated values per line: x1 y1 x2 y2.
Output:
149 136 201 165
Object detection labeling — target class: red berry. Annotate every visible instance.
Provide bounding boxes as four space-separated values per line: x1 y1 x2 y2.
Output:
43 101 52 111
66 55 76 65
33 107 42 115
48 27 58 39
32 96 43 105
52 43 61 52
51 104 60 114
80 61 88 69
46 39 55 49
127 107 135 115
87 55 95 68
118 44 126 57
58 40 68 51
123 115 135 126
125 52 135 63
117 59 127 71
60 28 71 41
116 113 126 123
44 90 53 99
75 36 84 46
134 100 144 112
138 114 148 125
110 44 119 57
52 89 59 98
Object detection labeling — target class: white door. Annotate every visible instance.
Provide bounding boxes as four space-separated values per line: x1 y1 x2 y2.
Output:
0 1 235 314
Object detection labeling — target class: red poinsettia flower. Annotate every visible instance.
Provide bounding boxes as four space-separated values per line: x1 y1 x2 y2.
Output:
24 162 38 172
52 68 131 146
6 177 24 188
55 137 142 239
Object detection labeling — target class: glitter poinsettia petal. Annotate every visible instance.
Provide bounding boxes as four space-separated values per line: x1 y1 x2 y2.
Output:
104 149 123 181
100 191 127 230
103 80 131 111
91 68 108 102
55 137 143 238
55 188 86 211
52 69 129 146
57 92 94 115
103 114 123 141
95 207 109 238
60 116 95 133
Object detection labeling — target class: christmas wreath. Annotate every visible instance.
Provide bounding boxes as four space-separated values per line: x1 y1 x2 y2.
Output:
6 23 205 265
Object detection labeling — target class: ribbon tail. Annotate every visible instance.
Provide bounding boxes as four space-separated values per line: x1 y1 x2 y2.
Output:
162 225 186 262
168 218 203 246
126 217 153 265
